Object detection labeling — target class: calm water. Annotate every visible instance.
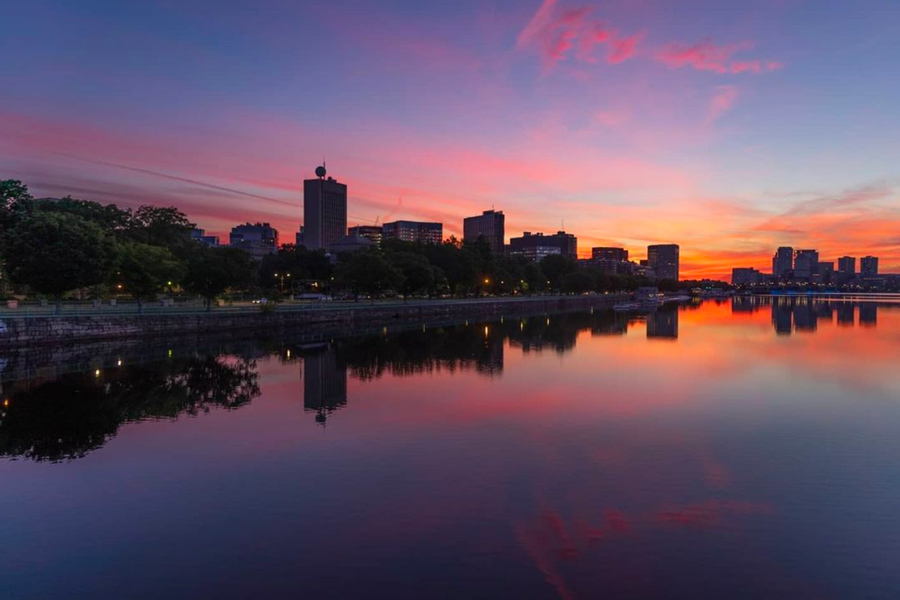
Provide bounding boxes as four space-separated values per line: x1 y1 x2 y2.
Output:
2 297 900 599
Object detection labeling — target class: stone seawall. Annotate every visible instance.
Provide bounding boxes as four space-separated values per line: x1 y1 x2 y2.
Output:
0 295 621 351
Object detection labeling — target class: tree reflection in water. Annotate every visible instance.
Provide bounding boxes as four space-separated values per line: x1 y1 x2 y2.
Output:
0 356 259 462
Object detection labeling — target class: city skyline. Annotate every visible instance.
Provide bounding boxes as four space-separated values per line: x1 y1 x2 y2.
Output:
3 0 900 280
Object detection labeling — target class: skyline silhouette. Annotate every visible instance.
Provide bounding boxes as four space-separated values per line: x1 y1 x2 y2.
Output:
2 1 899 281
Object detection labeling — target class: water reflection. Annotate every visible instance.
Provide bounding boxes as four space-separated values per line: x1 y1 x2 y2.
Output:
5 298 898 454
731 295 890 335
0 356 259 462
2 296 900 599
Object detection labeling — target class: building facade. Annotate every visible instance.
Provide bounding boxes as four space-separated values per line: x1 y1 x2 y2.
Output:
348 225 383 246
230 222 279 260
592 247 628 262
793 249 819 281
817 261 835 284
508 231 577 261
190 228 219 247
303 167 347 252
732 267 763 286
772 246 793 280
838 256 856 276
648 244 680 281
382 220 443 244
463 210 505 255
861 256 879 277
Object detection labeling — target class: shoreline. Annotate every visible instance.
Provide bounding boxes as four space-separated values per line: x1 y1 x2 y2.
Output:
0 294 625 353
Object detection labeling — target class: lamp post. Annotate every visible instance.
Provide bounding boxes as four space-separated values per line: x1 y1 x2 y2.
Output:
274 272 291 293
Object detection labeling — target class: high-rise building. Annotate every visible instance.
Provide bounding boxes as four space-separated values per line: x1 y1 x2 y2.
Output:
508 231 577 261
772 247 793 280
861 256 879 277
348 225 383 246
793 249 819 281
382 220 443 244
816 261 835 284
592 247 628 262
463 210 505 255
303 166 347 252
230 222 278 260
648 244 679 281
838 256 856 276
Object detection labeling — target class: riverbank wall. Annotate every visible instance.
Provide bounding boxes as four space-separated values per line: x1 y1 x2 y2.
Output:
0 295 622 354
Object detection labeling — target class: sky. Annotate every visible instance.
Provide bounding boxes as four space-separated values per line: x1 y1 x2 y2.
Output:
2 0 900 280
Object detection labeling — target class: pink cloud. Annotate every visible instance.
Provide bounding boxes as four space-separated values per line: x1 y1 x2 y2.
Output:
516 0 641 69
607 32 643 64
707 85 739 122
657 39 782 74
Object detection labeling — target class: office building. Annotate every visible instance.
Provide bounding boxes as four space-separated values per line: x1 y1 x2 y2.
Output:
190 228 219 247
303 166 347 252
348 225 383 246
732 267 763 286
648 244 680 281
463 210 505 255
382 220 443 244
592 247 628 262
838 256 856 276
861 256 879 277
793 249 819 281
816 261 835 284
508 231 577 261
229 222 278 260
772 247 793 280
295 226 304 247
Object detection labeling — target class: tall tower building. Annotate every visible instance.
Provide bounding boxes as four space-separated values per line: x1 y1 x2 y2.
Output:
772 247 794 280
648 244 680 281
860 256 879 277
303 166 347 252
838 256 856 275
793 249 819 281
463 210 505 255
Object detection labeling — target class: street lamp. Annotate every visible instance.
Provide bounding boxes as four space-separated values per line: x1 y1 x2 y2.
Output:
274 272 291 292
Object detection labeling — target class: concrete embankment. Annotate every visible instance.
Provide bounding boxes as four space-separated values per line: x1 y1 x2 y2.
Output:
0 295 622 351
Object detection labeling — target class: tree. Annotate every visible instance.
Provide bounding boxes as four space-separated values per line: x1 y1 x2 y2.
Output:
540 254 578 291
334 251 403 299
4 212 117 303
117 243 185 310
127 205 195 250
561 271 595 294
0 179 33 250
387 252 434 297
34 196 132 233
523 261 547 294
183 246 255 309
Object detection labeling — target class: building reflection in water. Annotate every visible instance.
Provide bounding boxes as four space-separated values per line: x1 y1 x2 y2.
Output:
301 345 348 426
733 295 884 335
860 303 877 327
647 307 679 340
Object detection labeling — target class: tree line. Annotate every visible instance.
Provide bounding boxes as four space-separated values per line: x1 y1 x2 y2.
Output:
1 179 715 307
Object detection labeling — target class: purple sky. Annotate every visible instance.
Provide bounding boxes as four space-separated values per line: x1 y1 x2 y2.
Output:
3 0 899 278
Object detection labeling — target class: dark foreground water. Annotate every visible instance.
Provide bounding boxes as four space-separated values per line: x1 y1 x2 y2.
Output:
2 296 899 599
